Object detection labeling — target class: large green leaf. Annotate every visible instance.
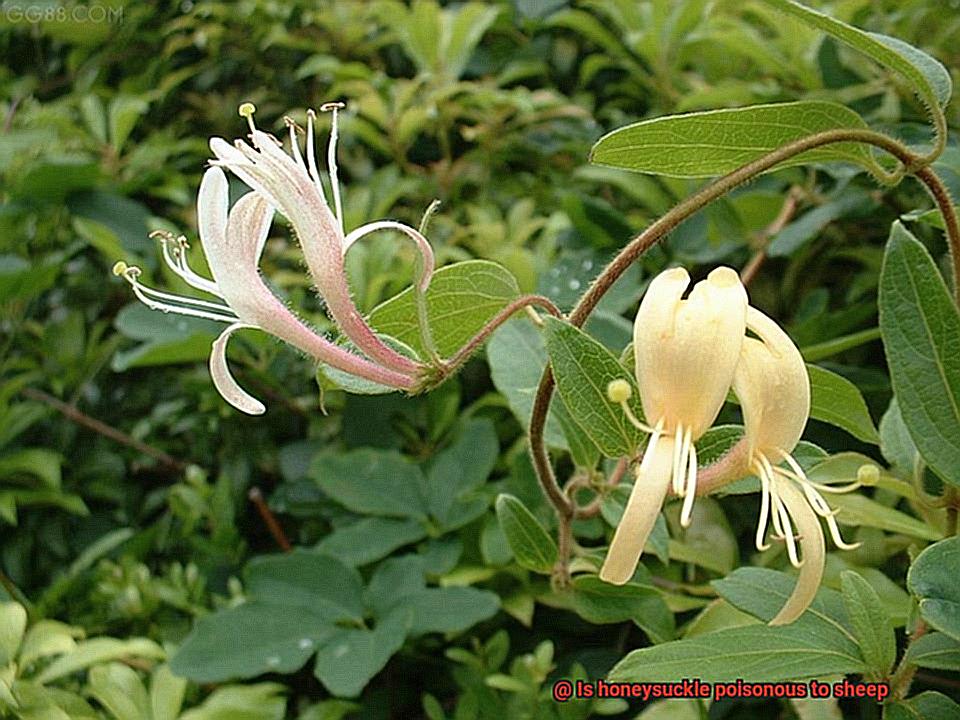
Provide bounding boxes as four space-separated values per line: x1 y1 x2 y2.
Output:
367 260 519 359
884 692 960 720
310 449 428 521
543 317 645 458
610 569 864 683
907 537 960 642
905 632 960 671
807 365 879 444
763 1 951 118
590 102 879 178
840 571 895 678
495 494 557 574
879 223 960 487
485 317 556 442
569 574 674 644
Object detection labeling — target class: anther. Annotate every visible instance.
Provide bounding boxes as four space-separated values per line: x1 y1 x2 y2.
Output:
238 102 257 134
112 261 128 276
320 101 346 112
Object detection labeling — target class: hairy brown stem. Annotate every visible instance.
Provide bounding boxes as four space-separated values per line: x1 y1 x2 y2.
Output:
914 166 960 305
890 619 927 700
529 128 958 575
248 487 292 552
440 294 561 376
19 387 186 472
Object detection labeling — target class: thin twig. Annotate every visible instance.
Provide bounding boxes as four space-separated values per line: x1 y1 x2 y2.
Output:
19 387 187 473
740 186 802 286
248 487 292 552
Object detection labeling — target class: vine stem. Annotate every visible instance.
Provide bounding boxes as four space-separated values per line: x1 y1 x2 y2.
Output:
530 127 960 573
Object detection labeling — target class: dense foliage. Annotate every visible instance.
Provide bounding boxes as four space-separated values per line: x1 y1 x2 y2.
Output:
2 1 960 718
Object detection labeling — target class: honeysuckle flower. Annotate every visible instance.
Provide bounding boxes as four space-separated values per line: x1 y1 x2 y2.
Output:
600 267 748 585
733 306 860 625
208 103 435 378
114 103 435 414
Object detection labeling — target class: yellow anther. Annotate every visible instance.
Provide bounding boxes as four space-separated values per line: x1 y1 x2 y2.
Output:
319 101 345 112
607 379 633 404
857 464 880 486
238 102 256 118
112 261 128 276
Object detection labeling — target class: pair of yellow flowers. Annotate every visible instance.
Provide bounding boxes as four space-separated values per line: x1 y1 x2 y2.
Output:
602 267 858 625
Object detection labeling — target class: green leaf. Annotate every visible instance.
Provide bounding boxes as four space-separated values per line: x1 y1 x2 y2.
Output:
245 551 365 622
179 683 287 720
315 517 427 567
367 260 519 359
768 191 873 257
495 494 558 574
763 0 951 112
313 609 410 698
0 448 62 489
311 449 428 521
569 574 674 644
590 101 879 178
840 571 896 677
908 537 960 642
422 418 498 530
608 622 863 683
879 222 960 487
170 601 338 682
543 317 644 458
807 365 880 444
883 691 960 720
149 664 187 720
0 602 27 666
403 587 500 636
487 318 567 449
111 303 218 371
905 632 960 671
87 663 150 720
36 637 165 684
879 398 920 475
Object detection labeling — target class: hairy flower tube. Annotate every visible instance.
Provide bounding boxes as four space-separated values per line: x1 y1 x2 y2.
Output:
600 267 748 585
733 306 860 625
114 103 435 414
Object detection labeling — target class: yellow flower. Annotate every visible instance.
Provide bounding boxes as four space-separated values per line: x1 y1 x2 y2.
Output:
601 267 748 584
733 307 860 625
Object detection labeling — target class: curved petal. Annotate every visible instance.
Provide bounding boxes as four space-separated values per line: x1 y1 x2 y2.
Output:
210 323 266 415
769 478 826 626
733 306 810 456
634 266 747 437
197 170 416 390
211 132 421 377
342 220 435 292
600 434 675 585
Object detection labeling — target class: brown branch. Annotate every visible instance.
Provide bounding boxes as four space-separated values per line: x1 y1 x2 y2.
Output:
740 186 802 286
248 487 292 552
19 387 187 473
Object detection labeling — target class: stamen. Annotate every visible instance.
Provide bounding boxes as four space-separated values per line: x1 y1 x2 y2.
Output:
635 420 664 479
824 513 862 550
305 109 329 204
753 457 772 551
119 265 240 323
284 116 307 173
671 425 685 496
679 434 698 527
320 101 345 232
773 494 803 568
152 231 223 298
238 102 257 135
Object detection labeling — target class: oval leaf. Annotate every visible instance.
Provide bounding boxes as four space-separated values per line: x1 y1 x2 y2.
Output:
879 222 960 487
590 101 879 178
495 494 557 574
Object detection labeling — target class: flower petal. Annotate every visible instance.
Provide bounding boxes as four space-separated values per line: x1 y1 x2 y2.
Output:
342 220 435 293
210 323 266 415
769 478 826 625
733 306 810 456
600 434 675 585
634 266 747 437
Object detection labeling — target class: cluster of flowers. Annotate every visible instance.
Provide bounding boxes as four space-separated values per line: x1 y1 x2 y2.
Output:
113 103 435 415
603 267 860 624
